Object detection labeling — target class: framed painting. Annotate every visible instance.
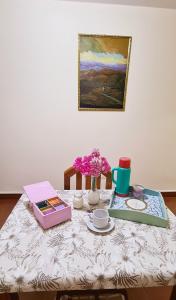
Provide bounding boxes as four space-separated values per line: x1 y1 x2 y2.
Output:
78 34 132 111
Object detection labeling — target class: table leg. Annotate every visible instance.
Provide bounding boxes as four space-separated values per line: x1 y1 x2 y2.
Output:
170 286 176 300
9 293 19 300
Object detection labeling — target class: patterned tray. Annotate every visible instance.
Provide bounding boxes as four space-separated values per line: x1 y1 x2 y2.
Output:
108 188 169 228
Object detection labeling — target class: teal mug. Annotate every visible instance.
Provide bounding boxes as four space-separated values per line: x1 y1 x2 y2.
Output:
112 166 131 196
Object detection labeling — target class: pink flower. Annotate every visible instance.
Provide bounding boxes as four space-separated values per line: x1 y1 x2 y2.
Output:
73 149 111 177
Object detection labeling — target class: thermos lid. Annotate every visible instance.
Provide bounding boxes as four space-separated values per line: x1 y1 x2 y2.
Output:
119 157 131 168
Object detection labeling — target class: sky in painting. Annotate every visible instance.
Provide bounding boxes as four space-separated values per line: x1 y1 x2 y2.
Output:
79 36 130 71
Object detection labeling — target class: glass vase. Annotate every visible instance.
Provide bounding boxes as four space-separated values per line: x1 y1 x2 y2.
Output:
88 176 100 205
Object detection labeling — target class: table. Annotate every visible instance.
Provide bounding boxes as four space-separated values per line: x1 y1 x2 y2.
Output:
0 190 176 296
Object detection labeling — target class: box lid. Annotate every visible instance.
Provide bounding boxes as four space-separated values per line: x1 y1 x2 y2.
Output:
23 181 57 204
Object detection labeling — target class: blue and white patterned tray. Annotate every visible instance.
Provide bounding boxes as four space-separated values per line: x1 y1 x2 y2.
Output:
108 188 169 228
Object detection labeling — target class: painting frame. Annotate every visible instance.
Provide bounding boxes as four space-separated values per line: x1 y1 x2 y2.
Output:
78 34 132 111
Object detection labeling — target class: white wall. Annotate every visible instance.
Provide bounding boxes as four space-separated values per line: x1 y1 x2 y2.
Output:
0 0 176 192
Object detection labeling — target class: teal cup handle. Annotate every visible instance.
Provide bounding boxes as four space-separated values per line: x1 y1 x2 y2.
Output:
112 167 119 185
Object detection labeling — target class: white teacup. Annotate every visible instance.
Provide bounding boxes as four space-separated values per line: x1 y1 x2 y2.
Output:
90 209 110 229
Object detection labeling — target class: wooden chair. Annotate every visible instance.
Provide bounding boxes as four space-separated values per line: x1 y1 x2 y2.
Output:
64 166 112 190
57 289 128 299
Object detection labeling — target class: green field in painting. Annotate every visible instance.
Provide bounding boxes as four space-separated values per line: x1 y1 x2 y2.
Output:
80 69 126 109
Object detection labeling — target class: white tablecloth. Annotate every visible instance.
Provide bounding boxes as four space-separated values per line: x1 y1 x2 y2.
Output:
0 190 176 293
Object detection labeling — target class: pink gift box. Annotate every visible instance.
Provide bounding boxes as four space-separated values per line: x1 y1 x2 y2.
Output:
23 181 71 229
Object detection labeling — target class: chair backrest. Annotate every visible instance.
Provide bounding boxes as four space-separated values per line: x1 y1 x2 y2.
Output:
64 166 112 190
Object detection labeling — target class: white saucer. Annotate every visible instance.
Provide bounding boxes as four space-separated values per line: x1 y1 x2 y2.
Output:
85 217 115 233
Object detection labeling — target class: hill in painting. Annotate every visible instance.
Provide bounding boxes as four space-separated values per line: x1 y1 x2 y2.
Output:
79 68 126 109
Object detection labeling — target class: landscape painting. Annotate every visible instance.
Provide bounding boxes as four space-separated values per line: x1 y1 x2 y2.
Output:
78 34 132 111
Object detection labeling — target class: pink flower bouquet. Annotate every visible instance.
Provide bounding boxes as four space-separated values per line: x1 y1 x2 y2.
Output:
73 149 111 203
73 149 111 178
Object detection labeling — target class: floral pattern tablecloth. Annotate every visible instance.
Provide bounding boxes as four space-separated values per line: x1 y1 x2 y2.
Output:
0 190 176 293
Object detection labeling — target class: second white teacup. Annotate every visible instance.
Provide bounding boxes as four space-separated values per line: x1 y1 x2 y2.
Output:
91 209 110 229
